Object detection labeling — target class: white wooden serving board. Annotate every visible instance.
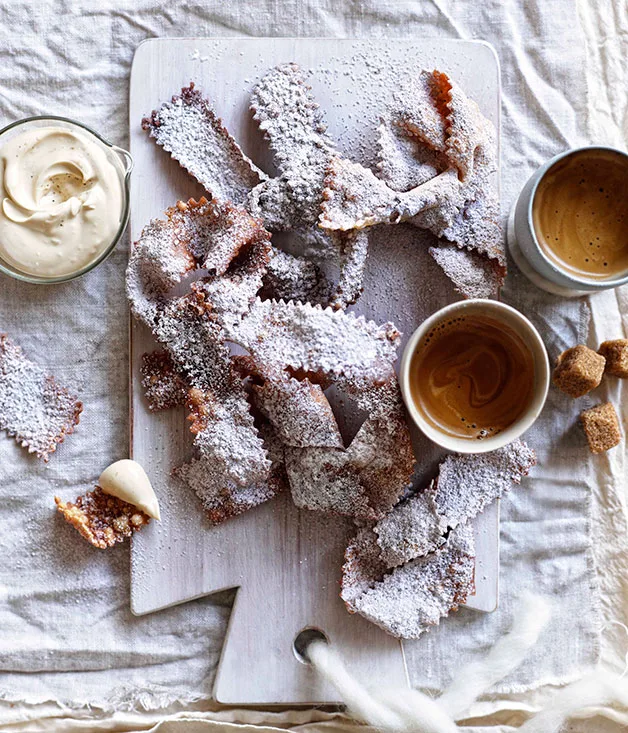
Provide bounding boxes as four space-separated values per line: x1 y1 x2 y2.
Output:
129 38 501 705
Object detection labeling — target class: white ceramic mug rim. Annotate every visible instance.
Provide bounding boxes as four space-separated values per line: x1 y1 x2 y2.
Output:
525 144 628 289
399 299 550 454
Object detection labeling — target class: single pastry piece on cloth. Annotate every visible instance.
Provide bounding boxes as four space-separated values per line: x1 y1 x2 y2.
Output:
553 345 605 398
580 402 622 454
341 440 536 638
55 489 150 549
0 333 82 461
598 339 628 378
55 460 160 549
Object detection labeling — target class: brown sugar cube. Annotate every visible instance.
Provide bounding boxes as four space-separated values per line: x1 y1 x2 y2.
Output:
598 339 628 378
553 345 605 398
580 402 621 454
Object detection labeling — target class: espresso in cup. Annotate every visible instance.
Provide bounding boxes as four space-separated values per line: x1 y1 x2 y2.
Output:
400 300 549 454
509 146 628 295
532 149 628 280
408 314 535 441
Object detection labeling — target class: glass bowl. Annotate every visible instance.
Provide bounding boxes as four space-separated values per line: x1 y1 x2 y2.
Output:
0 115 133 284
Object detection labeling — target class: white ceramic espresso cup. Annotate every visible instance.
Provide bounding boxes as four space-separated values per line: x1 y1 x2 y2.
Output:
399 299 550 454
507 145 628 296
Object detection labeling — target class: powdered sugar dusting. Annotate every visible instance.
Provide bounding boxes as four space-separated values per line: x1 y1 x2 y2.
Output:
374 484 446 567
341 527 388 608
435 439 537 529
0 334 82 461
393 71 448 152
349 524 475 639
142 84 265 205
429 243 503 299
249 62 335 229
126 195 414 527
248 63 368 305
320 158 460 232
140 350 188 411
126 199 276 521
376 120 442 191
225 298 400 385
330 230 369 309
286 400 415 521
319 68 505 294
251 372 343 449
155 297 270 493
260 247 328 304
341 440 535 636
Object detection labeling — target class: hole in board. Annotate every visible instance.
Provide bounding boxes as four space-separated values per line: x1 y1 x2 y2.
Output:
293 627 329 664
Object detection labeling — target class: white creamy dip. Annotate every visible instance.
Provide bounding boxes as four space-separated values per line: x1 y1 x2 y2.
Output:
0 125 124 278
99 459 161 520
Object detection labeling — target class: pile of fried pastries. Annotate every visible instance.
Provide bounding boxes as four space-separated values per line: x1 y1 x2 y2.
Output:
127 64 532 638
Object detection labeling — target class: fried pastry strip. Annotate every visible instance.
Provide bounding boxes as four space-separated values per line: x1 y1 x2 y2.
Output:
320 159 460 232
329 230 369 309
0 334 82 461
127 198 275 520
249 371 343 449
221 299 414 521
55 488 150 549
260 247 328 304
343 524 475 639
249 62 336 229
142 84 265 206
249 63 368 306
429 243 505 300
224 298 401 385
341 440 536 636
394 70 496 183
322 69 505 296
376 120 443 191
433 439 536 529
285 402 414 521
141 350 188 412
374 439 536 567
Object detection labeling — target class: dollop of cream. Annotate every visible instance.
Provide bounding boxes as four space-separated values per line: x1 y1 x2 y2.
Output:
98 460 160 520
0 125 124 278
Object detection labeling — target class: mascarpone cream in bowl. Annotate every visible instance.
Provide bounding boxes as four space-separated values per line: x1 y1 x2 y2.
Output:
0 116 132 283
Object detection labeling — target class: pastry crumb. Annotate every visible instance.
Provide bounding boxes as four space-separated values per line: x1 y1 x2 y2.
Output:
55 488 150 549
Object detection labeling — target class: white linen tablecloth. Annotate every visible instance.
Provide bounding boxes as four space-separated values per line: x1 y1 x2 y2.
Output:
0 1 627 731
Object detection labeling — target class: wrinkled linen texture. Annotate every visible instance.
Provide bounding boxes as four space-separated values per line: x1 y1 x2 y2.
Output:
1 0 627 731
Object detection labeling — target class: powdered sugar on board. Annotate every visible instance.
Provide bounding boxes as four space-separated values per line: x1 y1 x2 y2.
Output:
129 38 502 704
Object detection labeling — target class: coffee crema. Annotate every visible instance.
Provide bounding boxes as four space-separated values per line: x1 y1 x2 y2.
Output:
408 315 536 440
532 149 628 280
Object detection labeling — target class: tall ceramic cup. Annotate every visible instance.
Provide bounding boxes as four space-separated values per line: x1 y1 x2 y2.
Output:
508 145 628 296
